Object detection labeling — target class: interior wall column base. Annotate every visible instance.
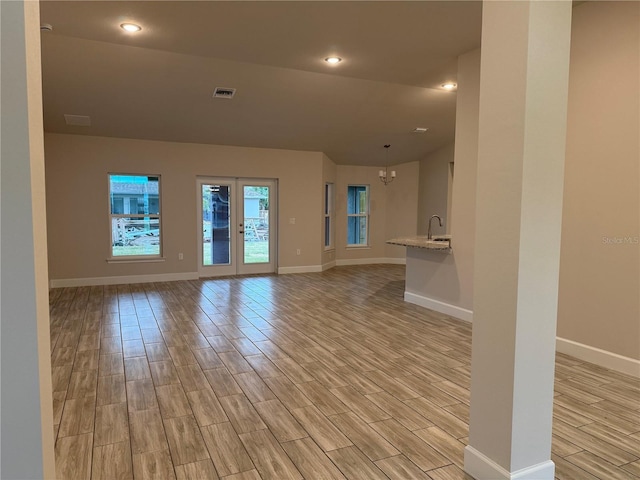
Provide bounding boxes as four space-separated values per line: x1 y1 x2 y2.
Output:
464 446 555 480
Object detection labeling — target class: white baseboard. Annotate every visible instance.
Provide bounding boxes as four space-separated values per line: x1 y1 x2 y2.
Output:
322 261 336 272
277 265 323 275
464 446 555 480
49 272 199 288
404 291 473 322
336 257 406 266
556 337 640 378
384 257 406 265
402 294 640 378
279 258 405 273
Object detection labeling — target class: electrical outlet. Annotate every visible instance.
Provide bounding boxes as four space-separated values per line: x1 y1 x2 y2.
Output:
178 253 184 260
296 249 301 255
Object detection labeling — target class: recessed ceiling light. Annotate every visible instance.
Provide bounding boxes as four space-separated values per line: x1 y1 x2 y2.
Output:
120 23 142 33
413 127 429 133
325 57 342 65
442 83 457 90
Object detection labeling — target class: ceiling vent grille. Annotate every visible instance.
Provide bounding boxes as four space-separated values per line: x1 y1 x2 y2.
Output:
213 87 236 99
64 114 91 126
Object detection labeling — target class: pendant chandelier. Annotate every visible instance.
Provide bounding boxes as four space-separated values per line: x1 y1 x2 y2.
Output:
378 144 396 186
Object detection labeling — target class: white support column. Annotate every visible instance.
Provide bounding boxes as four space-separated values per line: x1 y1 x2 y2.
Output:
1 1 55 478
464 2 572 479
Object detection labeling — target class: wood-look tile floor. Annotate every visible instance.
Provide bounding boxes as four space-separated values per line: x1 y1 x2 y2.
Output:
49 265 640 480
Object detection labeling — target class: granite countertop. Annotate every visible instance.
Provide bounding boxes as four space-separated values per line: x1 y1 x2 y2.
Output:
386 235 452 251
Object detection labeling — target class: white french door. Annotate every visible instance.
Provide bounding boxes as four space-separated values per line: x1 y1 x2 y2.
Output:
197 178 277 277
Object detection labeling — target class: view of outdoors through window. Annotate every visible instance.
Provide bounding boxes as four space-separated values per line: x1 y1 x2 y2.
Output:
110 175 160 256
347 185 368 245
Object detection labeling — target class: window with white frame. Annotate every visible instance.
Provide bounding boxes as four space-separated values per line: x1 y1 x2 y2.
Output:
109 174 161 257
324 183 334 249
347 185 369 246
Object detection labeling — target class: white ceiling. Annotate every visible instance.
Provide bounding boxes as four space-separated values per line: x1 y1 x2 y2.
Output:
39 1 483 166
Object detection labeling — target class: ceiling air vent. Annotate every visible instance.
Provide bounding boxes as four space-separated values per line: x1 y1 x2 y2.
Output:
64 114 91 126
213 87 236 99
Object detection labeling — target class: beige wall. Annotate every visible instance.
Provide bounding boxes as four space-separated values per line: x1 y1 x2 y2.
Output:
1 1 55 477
557 1 640 360
448 49 480 313
335 162 419 262
417 143 454 236
411 1 639 367
26 2 56 473
45 133 324 280
407 49 480 313
385 161 420 258
46 134 419 281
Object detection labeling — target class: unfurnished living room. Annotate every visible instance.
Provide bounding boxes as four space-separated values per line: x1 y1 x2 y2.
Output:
1 1 639 479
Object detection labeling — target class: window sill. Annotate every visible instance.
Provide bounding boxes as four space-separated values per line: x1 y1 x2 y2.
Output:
107 257 166 264
324 247 335 252
346 245 370 249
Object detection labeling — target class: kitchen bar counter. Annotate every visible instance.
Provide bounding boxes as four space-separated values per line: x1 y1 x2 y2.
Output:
386 235 451 252
386 234 471 321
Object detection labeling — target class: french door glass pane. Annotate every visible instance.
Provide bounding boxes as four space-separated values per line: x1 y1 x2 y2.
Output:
243 185 269 264
202 184 230 266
